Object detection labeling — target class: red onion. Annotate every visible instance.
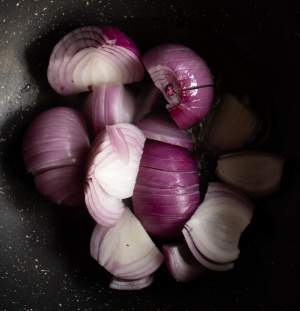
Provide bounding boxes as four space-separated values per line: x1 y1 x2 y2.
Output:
23 107 89 207
133 140 200 239
90 208 164 281
48 26 144 95
35 166 84 207
85 179 125 227
23 107 90 175
137 110 194 149
109 275 154 290
85 124 145 226
183 182 253 271
163 244 206 282
143 44 213 129
140 140 198 172
85 84 136 136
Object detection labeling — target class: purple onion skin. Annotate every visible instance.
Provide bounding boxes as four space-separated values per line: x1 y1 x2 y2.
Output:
23 107 90 207
133 140 200 240
34 166 85 207
143 44 214 129
101 26 141 57
23 107 90 175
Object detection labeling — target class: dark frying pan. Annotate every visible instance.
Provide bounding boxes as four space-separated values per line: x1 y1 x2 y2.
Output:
0 0 299 310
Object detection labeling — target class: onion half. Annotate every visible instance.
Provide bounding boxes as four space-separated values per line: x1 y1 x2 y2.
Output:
183 182 253 271
143 44 213 129
48 26 144 95
85 124 145 226
133 140 200 239
90 208 164 281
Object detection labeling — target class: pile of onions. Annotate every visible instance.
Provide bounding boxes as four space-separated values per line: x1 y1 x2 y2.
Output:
85 84 136 136
23 107 90 207
47 26 144 95
143 44 214 129
133 140 200 239
183 182 253 271
22 25 286 290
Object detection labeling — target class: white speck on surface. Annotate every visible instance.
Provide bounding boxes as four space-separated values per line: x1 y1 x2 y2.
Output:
16 2 20 6
86 1 90 5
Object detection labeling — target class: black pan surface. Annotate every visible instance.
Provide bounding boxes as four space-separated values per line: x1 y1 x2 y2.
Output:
0 0 299 310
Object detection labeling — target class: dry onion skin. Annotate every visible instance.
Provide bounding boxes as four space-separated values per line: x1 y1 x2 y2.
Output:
216 151 284 197
204 93 260 152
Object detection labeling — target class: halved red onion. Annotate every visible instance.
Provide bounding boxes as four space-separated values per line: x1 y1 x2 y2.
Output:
35 166 84 207
90 208 164 281
109 275 154 290
133 140 200 239
85 84 136 135
143 44 214 129
183 182 253 271
137 110 193 149
86 123 146 200
48 26 144 95
163 244 206 282
23 107 90 175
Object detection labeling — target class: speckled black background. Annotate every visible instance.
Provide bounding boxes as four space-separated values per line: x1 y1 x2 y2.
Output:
0 0 299 310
